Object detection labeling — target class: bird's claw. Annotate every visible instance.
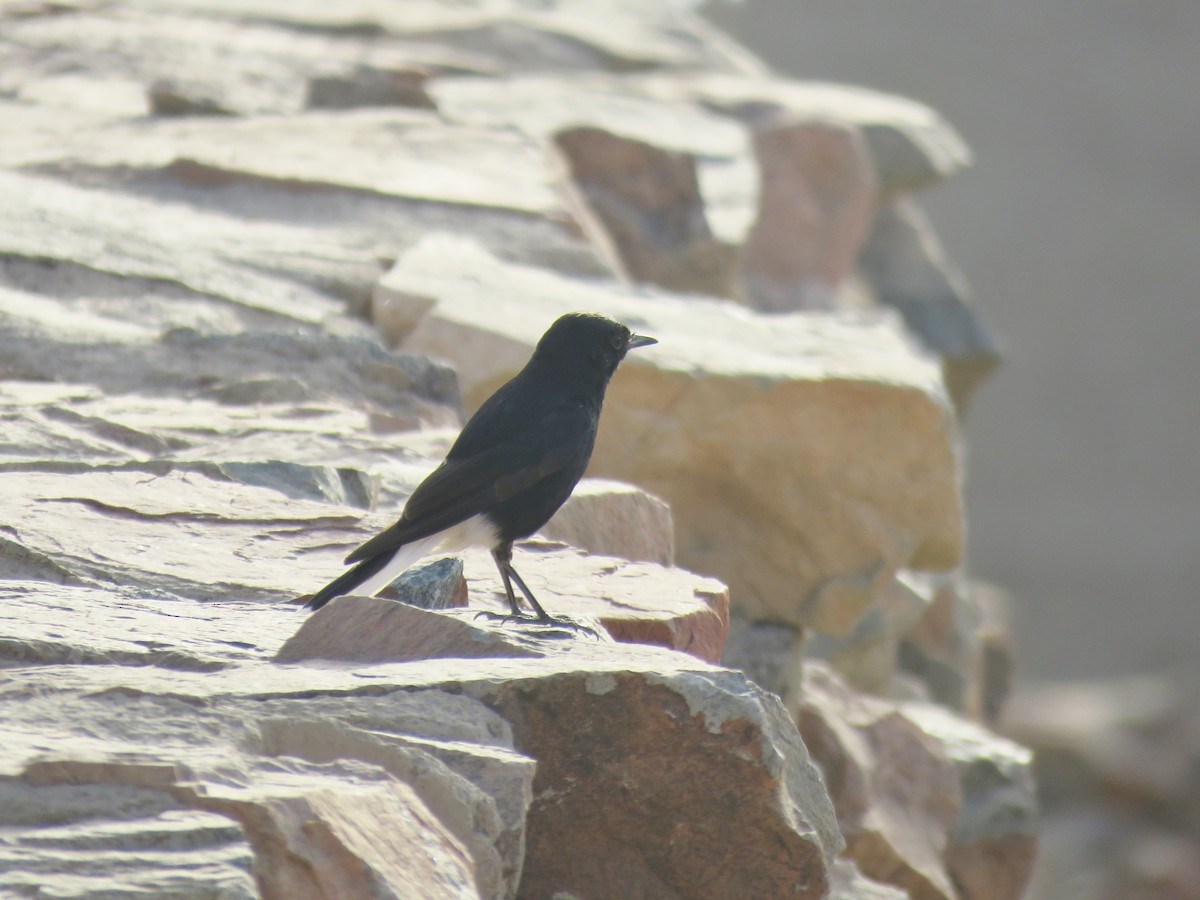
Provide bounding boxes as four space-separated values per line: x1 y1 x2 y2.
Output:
471 609 601 638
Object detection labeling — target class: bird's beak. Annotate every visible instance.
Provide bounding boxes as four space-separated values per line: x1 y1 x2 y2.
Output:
626 333 657 350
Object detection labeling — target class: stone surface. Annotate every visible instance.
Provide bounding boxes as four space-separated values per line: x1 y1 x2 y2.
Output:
541 477 675 566
799 662 962 900
275 599 595 665
859 198 1002 412
647 74 973 196
552 126 734 296
110 0 763 76
285 543 728 665
2 632 842 900
803 570 939 696
799 663 1038 900
0 326 458 422
828 859 909 900
0 171 378 329
379 556 468 609
1 683 524 899
380 236 962 633
1 9 475 118
721 611 805 709
737 116 877 312
473 652 844 899
904 704 1038 900
305 66 436 111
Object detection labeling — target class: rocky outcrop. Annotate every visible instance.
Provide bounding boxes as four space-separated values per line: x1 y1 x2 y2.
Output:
0 0 1034 896
799 664 1037 900
380 236 963 637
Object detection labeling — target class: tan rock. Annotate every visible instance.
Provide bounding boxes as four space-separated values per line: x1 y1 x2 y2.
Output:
737 116 877 312
380 236 962 633
798 662 961 899
551 125 735 295
541 477 675 566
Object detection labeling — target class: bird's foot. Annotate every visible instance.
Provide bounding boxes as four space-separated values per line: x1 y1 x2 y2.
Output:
472 609 602 638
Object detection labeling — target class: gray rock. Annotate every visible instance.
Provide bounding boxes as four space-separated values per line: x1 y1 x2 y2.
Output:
383 556 467 610
306 66 435 110
0 171 378 328
721 611 804 704
0 461 378 602
903 703 1038 900
0 327 459 426
859 199 1002 412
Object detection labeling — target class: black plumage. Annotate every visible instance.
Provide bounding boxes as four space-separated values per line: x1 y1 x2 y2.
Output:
304 312 656 622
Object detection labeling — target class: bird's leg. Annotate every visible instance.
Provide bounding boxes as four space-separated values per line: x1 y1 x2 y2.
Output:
490 543 526 617
505 562 552 622
477 543 597 635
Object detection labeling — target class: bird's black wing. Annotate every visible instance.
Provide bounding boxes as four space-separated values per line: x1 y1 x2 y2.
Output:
345 400 592 563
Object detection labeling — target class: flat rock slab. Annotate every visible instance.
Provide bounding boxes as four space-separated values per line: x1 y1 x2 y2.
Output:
2 10 474 118
2 109 561 218
0 383 454 505
119 0 759 75
378 236 963 634
0 171 375 328
282 542 728 664
1 677 527 899
0 460 372 602
1 525 726 671
641 74 973 196
2 641 842 900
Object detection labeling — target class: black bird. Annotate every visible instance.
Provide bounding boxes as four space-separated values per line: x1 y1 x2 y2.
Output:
305 312 657 622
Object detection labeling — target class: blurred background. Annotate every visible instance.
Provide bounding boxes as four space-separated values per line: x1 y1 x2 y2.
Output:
704 2 1200 895
704 0 1200 693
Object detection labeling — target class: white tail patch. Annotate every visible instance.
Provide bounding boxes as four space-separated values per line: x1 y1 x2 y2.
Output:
352 514 499 597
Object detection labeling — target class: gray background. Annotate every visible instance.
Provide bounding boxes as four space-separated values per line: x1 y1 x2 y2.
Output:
703 0 1200 685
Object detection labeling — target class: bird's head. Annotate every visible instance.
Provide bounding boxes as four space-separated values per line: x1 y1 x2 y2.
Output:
534 312 657 381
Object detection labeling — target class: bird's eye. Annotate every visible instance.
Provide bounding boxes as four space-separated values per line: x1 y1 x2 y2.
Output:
611 331 626 350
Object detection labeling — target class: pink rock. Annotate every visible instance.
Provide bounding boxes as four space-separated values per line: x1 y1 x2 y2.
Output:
738 116 877 312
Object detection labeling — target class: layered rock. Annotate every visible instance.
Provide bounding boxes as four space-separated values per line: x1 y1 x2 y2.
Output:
0 0 1035 895
798 663 1037 900
377 236 962 636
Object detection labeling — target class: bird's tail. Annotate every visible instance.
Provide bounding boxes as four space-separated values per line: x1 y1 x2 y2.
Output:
304 535 442 611
305 553 392 611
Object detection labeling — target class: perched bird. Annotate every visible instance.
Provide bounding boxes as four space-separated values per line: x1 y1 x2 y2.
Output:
305 312 657 623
